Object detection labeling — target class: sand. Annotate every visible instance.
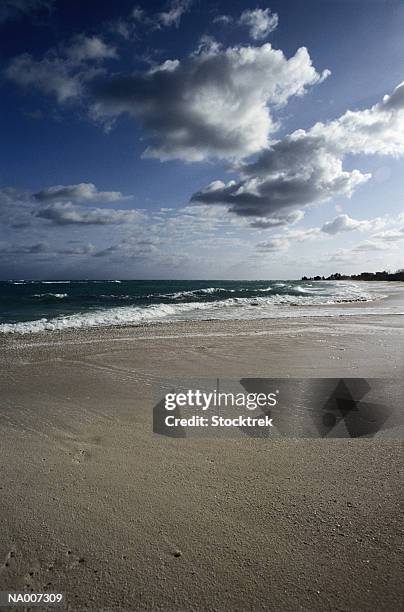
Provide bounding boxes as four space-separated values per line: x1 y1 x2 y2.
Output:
0 300 403 610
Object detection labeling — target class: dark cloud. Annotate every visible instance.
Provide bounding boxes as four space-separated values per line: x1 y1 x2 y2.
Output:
0 187 35 228
190 148 366 218
0 242 95 256
0 0 53 24
0 242 48 254
93 238 159 259
6 36 117 102
256 237 289 252
249 210 304 228
0 184 137 229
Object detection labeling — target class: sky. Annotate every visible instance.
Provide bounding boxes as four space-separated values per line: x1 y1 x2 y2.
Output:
0 0 403 280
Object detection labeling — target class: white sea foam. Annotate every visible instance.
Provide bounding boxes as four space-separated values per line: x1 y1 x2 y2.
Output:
40 281 71 284
99 294 130 299
0 282 383 334
166 287 231 299
33 293 68 299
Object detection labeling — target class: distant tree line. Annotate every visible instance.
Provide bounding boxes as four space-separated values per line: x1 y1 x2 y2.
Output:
302 269 404 282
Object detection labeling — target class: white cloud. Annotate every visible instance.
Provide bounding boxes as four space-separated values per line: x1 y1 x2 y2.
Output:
239 8 279 41
130 1 192 29
371 229 404 242
65 35 118 63
283 227 321 242
213 15 233 25
34 182 129 203
352 240 391 252
157 0 192 28
309 81 404 157
6 53 85 101
321 213 385 235
92 43 328 161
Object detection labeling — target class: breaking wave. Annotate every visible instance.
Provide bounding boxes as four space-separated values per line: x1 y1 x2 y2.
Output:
0 285 380 334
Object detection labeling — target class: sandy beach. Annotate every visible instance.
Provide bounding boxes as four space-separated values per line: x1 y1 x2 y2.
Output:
0 296 403 610
2 0 404 607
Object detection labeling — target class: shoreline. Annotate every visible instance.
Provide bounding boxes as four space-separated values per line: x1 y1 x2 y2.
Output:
0 288 403 610
1 280 403 337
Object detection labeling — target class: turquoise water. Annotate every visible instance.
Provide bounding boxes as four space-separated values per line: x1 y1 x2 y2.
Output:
0 279 374 333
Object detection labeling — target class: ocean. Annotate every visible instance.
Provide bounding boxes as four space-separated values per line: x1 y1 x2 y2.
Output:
0 279 389 334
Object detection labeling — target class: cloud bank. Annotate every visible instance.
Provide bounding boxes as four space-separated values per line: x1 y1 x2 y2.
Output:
0 183 135 227
191 82 404 221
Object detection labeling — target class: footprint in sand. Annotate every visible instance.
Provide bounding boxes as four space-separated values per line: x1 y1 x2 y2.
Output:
71 448 91 464
65 549 86 570
24 560 61 593
0 549 15 574
55 432 102 464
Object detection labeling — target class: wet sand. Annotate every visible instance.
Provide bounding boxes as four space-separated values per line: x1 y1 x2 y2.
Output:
0 308 403 610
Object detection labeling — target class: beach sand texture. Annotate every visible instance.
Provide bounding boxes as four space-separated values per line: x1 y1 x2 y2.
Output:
0 304 403 610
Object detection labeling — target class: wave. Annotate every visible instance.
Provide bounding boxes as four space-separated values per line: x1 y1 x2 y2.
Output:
32 293 68 299
99 294 130 300
40 281 71 284
157 287 231 299
0 290 375 334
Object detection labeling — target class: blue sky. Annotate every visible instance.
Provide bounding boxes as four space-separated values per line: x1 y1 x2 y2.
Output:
0 0 403 279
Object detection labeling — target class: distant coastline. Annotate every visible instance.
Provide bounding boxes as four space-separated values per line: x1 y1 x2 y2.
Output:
302 270 404 282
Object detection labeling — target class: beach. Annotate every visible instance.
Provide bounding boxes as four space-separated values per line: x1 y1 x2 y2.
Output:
0 294 403 610
3 0 404 606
